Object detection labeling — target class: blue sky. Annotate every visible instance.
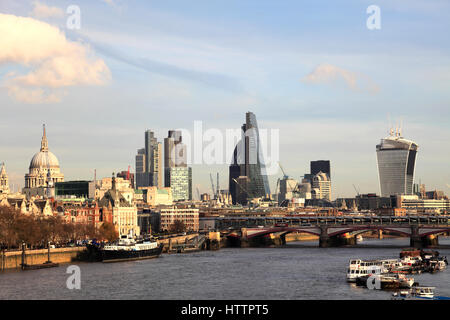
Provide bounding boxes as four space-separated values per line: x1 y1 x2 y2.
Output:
0 0 449 198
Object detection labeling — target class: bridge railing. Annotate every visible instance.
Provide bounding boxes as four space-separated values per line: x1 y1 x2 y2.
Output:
215 215 450 229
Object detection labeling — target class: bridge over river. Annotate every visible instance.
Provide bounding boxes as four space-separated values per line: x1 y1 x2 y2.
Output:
212 215 450 248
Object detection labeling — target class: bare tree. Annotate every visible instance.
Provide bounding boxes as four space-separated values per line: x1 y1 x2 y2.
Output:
169 220 186 234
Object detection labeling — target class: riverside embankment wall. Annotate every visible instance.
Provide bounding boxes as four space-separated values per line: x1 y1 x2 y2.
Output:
1 247 84 270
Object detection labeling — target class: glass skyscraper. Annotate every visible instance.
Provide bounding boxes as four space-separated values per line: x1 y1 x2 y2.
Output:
310 160 331 177
164 130 192 201
376 130 418 197
135 130 162 189
229 112 271 204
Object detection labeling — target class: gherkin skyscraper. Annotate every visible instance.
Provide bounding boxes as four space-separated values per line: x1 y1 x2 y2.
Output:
229 112 271 204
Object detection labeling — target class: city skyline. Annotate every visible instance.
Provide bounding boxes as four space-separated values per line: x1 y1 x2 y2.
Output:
0 1 449 197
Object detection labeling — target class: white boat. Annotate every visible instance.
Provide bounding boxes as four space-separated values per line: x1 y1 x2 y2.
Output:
392 287 435 299
346 259 399 282
411 286 435 298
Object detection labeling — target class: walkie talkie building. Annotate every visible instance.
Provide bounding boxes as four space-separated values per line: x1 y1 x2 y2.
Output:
376 130 418 197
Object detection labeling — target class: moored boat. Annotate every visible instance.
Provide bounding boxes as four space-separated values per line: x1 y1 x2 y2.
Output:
392 287 435 300
355 273 415 290
346 258 399 282
100 235 164 263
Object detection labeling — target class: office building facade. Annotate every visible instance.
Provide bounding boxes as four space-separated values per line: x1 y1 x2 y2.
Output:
135 130 162 189
310 160 331 177
376 130 418 197
165 167 192 201
164 130 192 201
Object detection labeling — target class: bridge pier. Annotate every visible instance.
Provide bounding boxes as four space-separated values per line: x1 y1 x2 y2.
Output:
422 234 439 247
319 226 330 248
409 227 439 248
410 226 422 248
207 232 221 250
340 233 356 246
280 234 287 245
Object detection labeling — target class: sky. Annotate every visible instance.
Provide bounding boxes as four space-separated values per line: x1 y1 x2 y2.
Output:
0 0 449 198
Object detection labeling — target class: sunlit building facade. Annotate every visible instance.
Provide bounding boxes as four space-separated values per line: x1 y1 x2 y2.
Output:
376 130 418 197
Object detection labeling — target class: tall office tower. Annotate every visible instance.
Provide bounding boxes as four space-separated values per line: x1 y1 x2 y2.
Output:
228 112 271 205
164 130 187 168
311 171 331 201
145 130 162 188
164 130 192 201
135 148 146 188
376 128 418 197
310 160 331 177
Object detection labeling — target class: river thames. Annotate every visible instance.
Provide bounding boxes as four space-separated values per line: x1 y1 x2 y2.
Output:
1 238 449 300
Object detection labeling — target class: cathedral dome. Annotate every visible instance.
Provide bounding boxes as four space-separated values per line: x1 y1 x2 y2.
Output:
29 150 60 170
28 124 61 170
25 125 64 190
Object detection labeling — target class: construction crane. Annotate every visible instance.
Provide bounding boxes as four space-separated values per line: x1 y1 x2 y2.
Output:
278 162 289 179
275 178 281 203
196 187 201 201
209 173 216 199
232 178 250 196
126 165 130 181
216 172 219 198
353 184 360 196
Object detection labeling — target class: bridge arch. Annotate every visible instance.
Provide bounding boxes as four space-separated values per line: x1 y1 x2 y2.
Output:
327 226 411 237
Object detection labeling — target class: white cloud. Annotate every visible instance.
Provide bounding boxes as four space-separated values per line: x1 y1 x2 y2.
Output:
302 63 380 94
30 1 64 19
0 13 111 103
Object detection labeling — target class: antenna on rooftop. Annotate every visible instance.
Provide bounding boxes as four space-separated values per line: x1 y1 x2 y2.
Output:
399 118 403 137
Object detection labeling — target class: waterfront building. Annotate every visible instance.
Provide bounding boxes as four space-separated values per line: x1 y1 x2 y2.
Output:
394 194 450 214
375 207 407 216
355 193 392 211
228 112 271 204
311 171 331 201
23 125 64 198
98 176 140 236
158 206 199 232
164 130 192 201
56 201 102 228
135 130 162 189
0 163 9 194
376 129 418 197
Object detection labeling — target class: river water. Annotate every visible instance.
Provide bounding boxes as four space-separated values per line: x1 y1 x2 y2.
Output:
1 238 449 300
